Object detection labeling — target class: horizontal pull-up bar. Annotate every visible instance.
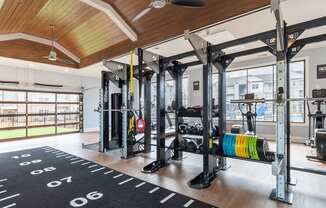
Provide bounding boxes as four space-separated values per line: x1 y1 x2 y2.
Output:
163 16 326 63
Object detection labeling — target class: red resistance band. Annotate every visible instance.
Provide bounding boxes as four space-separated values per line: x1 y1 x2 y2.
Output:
136 117 145 133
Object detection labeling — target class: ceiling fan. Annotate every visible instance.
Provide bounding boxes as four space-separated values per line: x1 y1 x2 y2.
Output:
43 25 76 65
23 25 76 66
132 0 205 22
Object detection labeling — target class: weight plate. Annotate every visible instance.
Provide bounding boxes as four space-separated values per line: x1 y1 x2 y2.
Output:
244 135 249 158
252 137 259 160
231 134 236 157
235 135 240 157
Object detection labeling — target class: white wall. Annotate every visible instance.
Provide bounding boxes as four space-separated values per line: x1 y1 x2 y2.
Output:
0 64 101 132
185 45 326 143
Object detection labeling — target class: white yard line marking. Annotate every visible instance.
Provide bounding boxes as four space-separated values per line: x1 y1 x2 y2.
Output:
52 151 61 154
160 193 175 204
104 170 114 175
81 162 91 166
91 167 105 173
65 156 74 159
88 164 98 168
0 194 20 202
113 174 123 179
0 190 7 195
184 199 194 207
71 160 84 164
118 178 134 185
0 179 7 183
2 203 16 208
70 158 79 161
0 185 3 188
148 187 160 194
56 154 69 158
135 182 146 188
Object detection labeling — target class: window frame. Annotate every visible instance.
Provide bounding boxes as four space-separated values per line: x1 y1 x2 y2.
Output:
0 88 83 140
219 60 306 123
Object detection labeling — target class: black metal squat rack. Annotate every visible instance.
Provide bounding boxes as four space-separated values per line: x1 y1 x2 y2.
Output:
103 2 326 204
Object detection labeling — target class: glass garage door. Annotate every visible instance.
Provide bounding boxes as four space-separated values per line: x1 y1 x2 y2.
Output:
0 89 83 140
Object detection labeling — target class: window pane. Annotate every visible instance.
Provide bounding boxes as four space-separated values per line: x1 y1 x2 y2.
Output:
57 94 79 102
28 92 55 102
57 104 79 113
0 128 26 140
226 70 247 120
213 74 219 107
0 90 25 102
57 114 79 124
0 116 26 129
166 80 175 108
248 66 274 121
290 61 305 122
57 124 79 133
182 77 189 107
28 115 55 126
28 104 55 114
27 127 55 137
0 104 26 115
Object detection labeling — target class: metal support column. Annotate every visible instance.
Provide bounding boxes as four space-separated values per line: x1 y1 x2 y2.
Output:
121 79 128 158
170 62 186 160
144 71 154 153
214 55 233 170
270 1 293 202
142 58 168 173
189 45 217 189
100 71 110 153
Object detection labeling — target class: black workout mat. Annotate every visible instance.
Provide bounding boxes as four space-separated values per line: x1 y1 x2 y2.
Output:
0 147 217 208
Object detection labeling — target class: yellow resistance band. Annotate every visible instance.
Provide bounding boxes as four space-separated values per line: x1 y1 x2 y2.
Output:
128 50 134 134
129 50 133 96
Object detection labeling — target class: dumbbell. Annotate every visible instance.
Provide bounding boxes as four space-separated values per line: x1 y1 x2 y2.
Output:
178 123 188 134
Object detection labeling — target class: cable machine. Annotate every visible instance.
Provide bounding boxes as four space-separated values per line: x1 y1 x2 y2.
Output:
99 56 156 158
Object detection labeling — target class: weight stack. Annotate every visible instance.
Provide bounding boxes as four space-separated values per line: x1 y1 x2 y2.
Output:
111 93 122 148
315 131 326 161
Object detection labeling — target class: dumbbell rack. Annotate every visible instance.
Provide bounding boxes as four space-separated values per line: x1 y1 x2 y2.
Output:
176 108 220 154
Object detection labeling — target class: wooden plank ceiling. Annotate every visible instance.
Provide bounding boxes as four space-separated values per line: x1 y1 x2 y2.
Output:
0 0 271 69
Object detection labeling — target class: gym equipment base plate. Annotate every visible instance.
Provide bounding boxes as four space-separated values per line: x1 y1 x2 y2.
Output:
188 172 217 189
141 160 169 173
269 189 294 204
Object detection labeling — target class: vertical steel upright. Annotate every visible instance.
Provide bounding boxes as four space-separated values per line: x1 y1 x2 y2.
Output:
144 71 154 153
99 71 110 152
142 57 167 172
169 62 186 160
216 58 228 170
270 19 293 203
156 58 166 163
189 45 217 189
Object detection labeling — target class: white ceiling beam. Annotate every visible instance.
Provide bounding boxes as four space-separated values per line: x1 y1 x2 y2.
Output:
0 0 4 10
79 0 138 42
0 33 80 63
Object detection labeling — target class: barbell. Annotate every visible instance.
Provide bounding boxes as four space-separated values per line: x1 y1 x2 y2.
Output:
231 96 326 104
